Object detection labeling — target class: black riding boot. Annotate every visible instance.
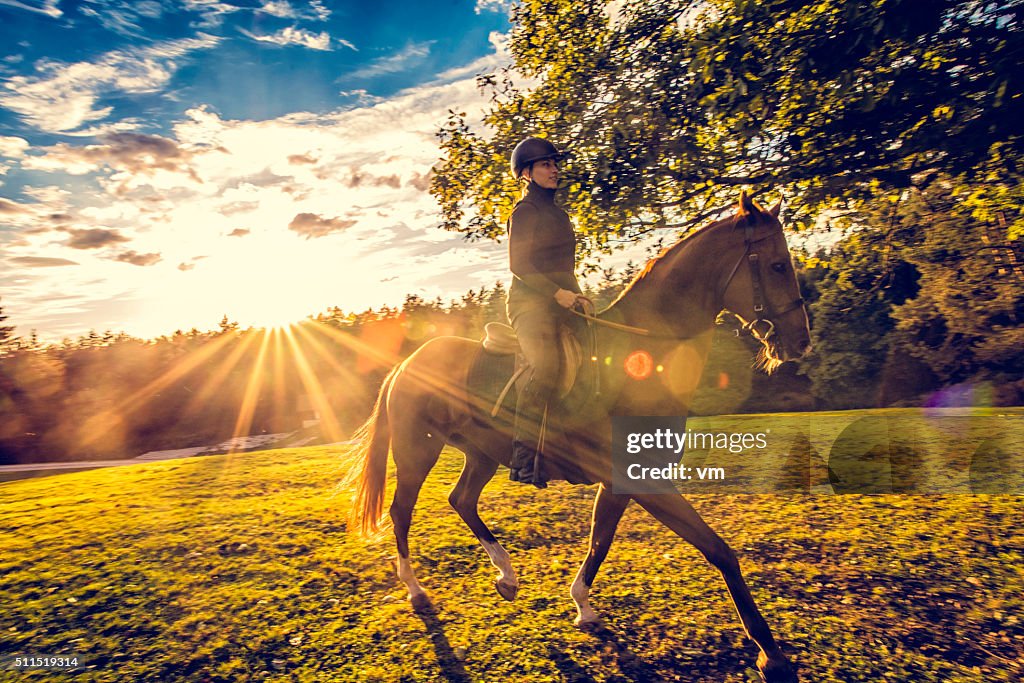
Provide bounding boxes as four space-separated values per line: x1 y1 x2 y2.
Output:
509 382 549 488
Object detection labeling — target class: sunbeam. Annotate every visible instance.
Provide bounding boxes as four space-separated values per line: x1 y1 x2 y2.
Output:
230 329 273 452
281 325 346 443
77 332 239 449
180 331 259 424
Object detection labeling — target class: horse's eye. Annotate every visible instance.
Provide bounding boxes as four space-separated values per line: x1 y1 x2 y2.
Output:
771 262 786 273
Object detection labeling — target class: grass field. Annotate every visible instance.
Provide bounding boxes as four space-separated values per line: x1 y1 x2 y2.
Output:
1 409 1022 682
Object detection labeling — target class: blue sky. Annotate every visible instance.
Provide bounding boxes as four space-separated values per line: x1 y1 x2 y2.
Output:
0 0 508 133
0 0 521 338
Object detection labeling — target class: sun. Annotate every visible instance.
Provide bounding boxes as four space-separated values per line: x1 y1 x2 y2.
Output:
212 265 315 331
235 296 309 330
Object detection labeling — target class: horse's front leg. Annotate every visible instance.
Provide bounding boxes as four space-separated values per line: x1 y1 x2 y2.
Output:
448 451 519 601
633 492 798 683
571 483 630 629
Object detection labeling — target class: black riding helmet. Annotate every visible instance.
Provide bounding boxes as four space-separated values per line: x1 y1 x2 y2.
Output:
510 137 569 179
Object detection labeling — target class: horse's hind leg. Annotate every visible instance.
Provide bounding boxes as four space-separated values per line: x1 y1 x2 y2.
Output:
448 452 519 600
633 492 797 683
390 423 443 613
571 483 630 628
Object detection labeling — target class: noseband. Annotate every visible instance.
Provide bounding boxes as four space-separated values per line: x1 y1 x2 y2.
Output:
721 223 806 343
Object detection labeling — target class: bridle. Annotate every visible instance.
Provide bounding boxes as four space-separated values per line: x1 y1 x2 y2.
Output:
720 222 806 343
570 221 806 344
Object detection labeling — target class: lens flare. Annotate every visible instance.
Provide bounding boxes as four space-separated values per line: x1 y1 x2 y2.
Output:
624 350 654 380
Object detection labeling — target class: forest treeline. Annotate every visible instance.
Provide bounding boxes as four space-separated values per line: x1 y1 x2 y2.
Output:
1 185 1021 464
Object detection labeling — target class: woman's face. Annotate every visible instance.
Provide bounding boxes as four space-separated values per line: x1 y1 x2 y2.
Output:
524 158 559 190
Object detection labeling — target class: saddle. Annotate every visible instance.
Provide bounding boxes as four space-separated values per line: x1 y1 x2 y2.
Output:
482 321 583 416
472 321 596 486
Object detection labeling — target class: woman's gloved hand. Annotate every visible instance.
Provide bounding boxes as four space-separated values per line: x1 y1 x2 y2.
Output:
554 288 579 309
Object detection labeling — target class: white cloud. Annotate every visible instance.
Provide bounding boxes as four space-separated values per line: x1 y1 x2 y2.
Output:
22 133 201 186
9 256 79 267
430 34 512 85
256 0 330 21
6 46 529 338
77 0 166 35
60 118 144 138
0 0 61 18
346 41 433 79
0 35 220 133
259 0 296 18
474 0 513 14
0 135 29 158
181 0 244 28
338 89 380 106
308 0 329 21
239 26 339 51
78 4 147 36
21 185 72 204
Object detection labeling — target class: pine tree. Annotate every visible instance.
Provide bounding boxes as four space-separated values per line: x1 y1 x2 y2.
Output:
0 300 18 355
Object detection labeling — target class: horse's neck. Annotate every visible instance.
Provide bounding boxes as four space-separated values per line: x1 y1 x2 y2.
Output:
587 230 727 416
602 230 724 339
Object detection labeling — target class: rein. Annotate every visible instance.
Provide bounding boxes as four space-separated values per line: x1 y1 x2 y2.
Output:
569 223 805 343
567 308 654 336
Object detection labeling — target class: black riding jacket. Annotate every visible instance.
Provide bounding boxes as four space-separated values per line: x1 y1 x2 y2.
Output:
506 181 582 322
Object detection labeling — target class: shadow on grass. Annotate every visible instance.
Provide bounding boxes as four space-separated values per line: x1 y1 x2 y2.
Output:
414 605 472 683
548 624 669 682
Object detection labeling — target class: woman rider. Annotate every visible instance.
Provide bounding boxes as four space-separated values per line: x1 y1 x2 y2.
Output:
506 136 587 487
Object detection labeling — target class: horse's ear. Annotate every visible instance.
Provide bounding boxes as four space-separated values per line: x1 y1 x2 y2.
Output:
738 190 757 217
768 199 782 218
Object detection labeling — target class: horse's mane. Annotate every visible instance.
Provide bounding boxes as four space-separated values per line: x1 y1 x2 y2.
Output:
605 210 737 310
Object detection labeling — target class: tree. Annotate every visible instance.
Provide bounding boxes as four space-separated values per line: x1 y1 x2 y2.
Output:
798 177 1024 407
218 315 240 335
0 299 17 354
433 0 1022 252
886 186 1024 386
799 230 915 408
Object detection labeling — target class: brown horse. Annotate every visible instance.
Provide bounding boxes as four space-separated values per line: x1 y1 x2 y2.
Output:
343 192 810 682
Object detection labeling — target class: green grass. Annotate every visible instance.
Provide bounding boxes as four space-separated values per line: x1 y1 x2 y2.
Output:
1 409 1022 682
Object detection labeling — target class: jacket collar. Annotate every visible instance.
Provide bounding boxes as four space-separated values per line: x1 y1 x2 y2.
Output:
525 180 556 204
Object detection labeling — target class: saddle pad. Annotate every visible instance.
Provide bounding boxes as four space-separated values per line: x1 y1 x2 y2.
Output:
482 322 518 354
466 344 517 422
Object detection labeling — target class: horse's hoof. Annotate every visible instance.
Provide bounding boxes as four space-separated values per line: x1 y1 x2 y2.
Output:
756 652 798 683
410 593 435 614
495 579 518 601
573 616 602 632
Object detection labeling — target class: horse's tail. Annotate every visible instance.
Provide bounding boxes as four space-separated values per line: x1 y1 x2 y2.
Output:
342 365 400 539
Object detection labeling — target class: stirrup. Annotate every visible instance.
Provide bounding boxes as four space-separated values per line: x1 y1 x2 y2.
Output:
509 404 549 488
509 466 547 489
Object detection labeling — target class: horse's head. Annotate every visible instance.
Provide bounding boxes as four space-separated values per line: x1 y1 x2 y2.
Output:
719 192 811 372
